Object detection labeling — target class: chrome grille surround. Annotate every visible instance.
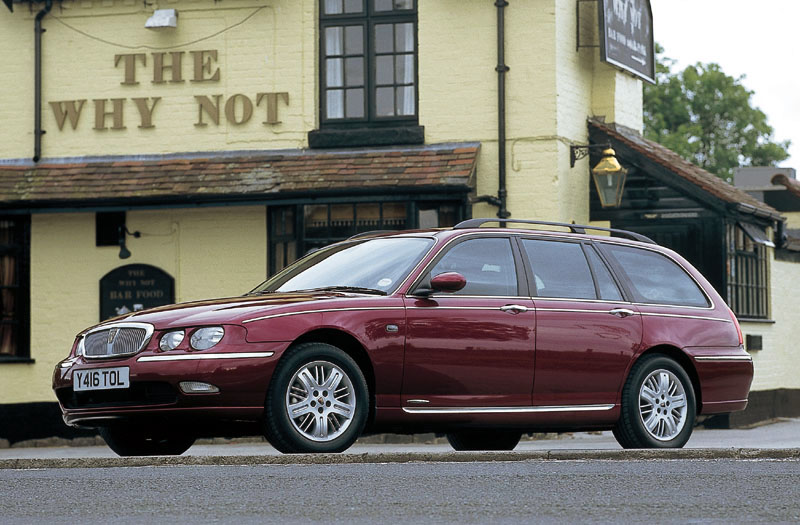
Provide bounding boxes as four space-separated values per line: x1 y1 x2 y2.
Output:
82 322 155 360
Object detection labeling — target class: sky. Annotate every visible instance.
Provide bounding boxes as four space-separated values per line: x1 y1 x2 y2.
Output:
649 0 799 170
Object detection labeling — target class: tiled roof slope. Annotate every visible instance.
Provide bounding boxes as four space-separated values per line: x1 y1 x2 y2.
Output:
0 143 479 208
589 120 780 219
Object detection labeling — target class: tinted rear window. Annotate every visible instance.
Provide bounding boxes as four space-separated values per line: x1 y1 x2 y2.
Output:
602 244 710 307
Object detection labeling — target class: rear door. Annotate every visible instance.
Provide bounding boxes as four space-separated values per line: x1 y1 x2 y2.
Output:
519 238 643 407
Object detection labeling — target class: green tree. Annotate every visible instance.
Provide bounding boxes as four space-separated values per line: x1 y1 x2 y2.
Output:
643 44 790 182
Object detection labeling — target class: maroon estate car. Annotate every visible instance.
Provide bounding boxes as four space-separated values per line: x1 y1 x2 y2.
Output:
53 219 753 455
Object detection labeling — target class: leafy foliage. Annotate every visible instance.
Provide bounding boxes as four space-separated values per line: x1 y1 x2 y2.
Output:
643 44 790 181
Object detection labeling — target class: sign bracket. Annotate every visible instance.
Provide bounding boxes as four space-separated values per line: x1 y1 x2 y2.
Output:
576 0 599 52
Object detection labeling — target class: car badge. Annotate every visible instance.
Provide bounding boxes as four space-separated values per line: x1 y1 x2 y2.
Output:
107 328 118 345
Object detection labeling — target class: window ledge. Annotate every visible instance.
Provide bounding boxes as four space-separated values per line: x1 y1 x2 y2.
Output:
0 356 35 364
737 318 776 324
308 126 424 149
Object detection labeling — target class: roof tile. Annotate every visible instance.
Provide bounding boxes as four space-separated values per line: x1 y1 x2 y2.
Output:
0 143 479 207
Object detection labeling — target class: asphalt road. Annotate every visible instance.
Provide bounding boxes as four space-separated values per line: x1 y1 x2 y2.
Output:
3 417 799 460
2 459 799 524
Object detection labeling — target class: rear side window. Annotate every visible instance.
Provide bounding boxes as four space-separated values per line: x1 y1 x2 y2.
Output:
430 237 518 296
521 239 596 299
602 244 710 307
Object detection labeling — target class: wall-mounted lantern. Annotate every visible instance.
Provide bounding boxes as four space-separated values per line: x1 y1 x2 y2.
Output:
118 226 141 259
570 143 627 208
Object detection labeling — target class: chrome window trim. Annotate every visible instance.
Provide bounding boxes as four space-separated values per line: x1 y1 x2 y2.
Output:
694 355 752 362
405 306 511 311
82 322 155 360
137 351 275 362
243 306 405 324
535 307 637 315
403 404 615 414
406 295 532 300
523 296 635 305
639 312 731 323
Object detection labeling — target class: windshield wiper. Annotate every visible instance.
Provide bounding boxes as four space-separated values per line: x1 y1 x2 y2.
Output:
300 286 387 295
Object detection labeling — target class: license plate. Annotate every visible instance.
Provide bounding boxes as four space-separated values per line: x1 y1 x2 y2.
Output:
73 367 130 391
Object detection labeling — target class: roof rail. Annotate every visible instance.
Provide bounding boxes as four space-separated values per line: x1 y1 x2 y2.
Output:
453 218 656 244
348 230 400 240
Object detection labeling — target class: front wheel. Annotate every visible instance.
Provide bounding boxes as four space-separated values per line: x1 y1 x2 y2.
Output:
99 426 195 456
446 430 522 451
264 342 369 454
613 354 696 449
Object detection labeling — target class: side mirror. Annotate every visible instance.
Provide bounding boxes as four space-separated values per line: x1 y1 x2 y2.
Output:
431 272 467 293
412 272 467 297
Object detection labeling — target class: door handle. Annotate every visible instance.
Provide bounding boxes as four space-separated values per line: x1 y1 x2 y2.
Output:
608 308 635 318
501 304 530 314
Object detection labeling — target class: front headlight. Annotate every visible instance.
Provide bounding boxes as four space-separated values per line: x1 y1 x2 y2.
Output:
159 330 185 351
190 326 225 350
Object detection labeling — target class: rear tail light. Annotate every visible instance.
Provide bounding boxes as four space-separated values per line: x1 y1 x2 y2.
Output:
727 307 744 346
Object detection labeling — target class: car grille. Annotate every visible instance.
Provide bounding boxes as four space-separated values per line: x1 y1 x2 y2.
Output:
84 327 149 359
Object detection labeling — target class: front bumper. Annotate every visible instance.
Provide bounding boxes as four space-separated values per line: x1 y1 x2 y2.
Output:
52 338 291 428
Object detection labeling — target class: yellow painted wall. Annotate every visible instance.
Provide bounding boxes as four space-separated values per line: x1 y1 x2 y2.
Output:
781 211 800 229
3 206 266 403
744 254 800 391
420 0 641 224
0 0 315 157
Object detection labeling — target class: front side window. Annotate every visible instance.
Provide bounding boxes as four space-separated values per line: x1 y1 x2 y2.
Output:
320 0 417 125
602 244 710 308
430 238 518 296
0 217 30 361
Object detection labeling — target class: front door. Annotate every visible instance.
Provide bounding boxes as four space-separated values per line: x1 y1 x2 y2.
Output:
402 236 536 408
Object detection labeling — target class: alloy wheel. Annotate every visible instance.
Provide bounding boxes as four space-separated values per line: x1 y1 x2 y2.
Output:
638 368 688 441
285 360 356 442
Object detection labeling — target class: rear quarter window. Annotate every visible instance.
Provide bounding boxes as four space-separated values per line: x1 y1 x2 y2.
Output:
601 244 710 308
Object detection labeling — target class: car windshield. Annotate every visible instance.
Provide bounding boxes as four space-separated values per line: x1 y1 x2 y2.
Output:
251 237 435 294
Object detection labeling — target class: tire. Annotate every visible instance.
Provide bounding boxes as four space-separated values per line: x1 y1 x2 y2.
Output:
99 426 195 456
613 354 696 449
264 342 369 454
446 430 522 451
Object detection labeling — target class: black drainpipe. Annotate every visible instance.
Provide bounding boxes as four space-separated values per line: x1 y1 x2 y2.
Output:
495 0 510 221
34 0 53 163
472 1 511 221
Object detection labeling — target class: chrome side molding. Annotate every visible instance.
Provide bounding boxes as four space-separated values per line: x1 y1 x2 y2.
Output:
402 403 615 414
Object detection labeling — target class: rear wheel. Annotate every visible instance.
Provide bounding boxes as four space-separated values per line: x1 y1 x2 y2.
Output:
264 342 368 454
613 354 696 449
446 430 522 451
99 426 195 456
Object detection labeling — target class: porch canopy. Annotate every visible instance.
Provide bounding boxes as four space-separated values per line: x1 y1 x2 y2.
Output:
0 142 479 212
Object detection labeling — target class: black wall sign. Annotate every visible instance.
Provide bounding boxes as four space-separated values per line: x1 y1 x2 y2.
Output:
598 0 655 84
100 264 174 321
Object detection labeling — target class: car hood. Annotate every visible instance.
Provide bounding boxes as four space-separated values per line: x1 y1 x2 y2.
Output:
94 292 371 331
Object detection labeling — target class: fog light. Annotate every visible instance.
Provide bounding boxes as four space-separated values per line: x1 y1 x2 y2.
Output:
179 381 220 394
